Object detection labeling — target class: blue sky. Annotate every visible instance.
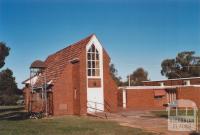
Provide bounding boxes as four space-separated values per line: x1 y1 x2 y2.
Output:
0 0 200 88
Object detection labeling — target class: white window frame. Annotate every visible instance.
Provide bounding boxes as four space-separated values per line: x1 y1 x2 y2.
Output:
87 44 100 78
85 35 103 81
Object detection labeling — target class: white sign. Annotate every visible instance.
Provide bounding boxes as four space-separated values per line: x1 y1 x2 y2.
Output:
167 99 198 131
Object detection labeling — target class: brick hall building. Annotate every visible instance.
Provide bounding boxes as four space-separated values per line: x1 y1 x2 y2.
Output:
22 34 118 116
118 77 200 110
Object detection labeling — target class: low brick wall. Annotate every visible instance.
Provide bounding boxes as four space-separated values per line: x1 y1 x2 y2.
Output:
118 86 200 110
125 89 166 110
177 86 200 108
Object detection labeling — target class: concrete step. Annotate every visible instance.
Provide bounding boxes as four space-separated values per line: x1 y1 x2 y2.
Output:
87 112 107 119
87 112 126 120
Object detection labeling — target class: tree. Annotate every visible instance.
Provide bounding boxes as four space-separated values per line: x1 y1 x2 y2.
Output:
161 51 200 79
0 68 19 105
110 63 123 86
0 42 10 69
125 68 149 86
0 42 20 105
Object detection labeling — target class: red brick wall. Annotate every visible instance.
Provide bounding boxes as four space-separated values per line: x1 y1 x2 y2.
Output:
123 86 200 110
72 61 81 115
190 79 200 85
117 90 123 107
23 87 31 111
177 86 200 108
23 87 44 112
30 93 44 112
23 87 53 113
41 50 88 116
103 51 118 112
52 48 88 116
126 89 167 110
88 79 101 88
53 63 74 116
78 51 87 115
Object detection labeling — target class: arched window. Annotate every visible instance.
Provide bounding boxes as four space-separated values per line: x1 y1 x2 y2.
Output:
87 44 100 77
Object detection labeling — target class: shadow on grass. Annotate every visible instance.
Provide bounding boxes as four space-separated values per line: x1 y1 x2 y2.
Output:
190 132 200 135
151 111 168 119
0 111 29 121
155 114 168 118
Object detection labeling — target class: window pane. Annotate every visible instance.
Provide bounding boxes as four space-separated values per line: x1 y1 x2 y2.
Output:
96 61 100 68
92 45 95 52
92 61 95 68
88 61 91 68
92 53 95 60
87 53 91 60
88 48 92 52
96 53 99 60
92 69 95 76
88 69 91 76
95 69 100 76
96 49 99 54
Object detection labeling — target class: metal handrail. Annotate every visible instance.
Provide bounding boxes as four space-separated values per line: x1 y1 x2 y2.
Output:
87 100 114 113
87 102 104 112
87 106 104 112
87 101 104 105
87 101 108 119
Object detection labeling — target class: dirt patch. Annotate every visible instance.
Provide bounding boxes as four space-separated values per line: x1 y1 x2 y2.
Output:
107 110 194 135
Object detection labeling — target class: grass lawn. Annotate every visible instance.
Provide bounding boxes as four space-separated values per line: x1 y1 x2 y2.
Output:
0 106 156 135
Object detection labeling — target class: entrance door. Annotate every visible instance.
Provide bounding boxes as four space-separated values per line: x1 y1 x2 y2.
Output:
47 92 53 115
87 88 104 113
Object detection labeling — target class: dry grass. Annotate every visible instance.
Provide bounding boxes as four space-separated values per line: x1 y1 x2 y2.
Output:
0 106 156 135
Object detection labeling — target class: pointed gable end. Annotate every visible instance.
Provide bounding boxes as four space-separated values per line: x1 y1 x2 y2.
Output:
36 34 95 86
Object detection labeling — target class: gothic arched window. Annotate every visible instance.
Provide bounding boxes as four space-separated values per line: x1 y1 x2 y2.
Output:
87 44 100 77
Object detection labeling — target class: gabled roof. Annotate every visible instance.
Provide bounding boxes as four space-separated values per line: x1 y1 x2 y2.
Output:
30 60 46 69
22 75 38 84
26 34 94 86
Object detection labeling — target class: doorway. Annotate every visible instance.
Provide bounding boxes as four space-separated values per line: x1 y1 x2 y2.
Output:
87 88 104 113
73 88 80 115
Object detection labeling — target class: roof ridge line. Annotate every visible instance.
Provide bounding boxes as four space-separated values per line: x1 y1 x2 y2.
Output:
47 34 94 59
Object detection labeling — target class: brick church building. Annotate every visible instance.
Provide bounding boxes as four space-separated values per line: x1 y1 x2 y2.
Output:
23 34 118 116
23 34 200 116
